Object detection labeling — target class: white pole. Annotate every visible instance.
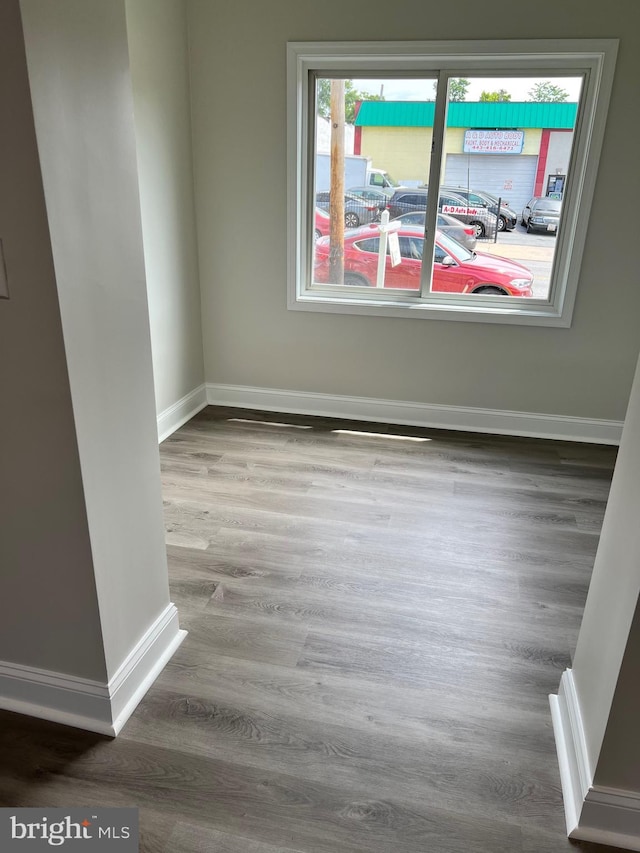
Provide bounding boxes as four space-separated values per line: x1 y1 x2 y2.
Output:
376 210 390 288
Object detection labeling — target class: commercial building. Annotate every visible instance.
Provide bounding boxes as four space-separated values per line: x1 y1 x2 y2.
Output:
354 100 577 213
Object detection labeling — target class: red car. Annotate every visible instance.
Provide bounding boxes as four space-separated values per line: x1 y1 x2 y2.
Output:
314 225 533 296
314 207 330 240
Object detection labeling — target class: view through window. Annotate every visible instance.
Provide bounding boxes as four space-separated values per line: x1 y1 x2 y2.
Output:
312 74 583 301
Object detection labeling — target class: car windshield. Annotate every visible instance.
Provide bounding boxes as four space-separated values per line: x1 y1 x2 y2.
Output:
437 230 474 262
535 199 562 213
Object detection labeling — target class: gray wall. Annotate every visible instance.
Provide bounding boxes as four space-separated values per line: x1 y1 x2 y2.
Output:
572 347 640 782
188 0 640 421
126 0 205 419
0 0 107 680
596 594 640 791
20 0 173 679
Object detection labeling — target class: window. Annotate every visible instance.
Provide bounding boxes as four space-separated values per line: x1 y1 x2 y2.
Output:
287 39 618 326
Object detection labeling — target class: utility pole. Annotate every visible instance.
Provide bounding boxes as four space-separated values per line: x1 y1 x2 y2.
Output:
329 80 345 284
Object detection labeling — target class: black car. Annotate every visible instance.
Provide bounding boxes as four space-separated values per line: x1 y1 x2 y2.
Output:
521 197 562 234
440 186 518 232
385 188 496 239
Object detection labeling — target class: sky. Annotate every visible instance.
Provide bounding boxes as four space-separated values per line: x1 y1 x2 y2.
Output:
352 76 583 102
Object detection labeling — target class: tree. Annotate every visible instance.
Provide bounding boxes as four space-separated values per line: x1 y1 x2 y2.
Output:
527 81 569 102
316 79 384 123
448 78 470 102
431 78 469 101
479 89 512 102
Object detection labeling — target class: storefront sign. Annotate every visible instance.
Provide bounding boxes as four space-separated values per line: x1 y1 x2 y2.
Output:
463 130 524 154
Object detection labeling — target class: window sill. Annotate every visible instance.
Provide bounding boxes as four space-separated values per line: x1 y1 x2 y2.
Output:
289 290 570 327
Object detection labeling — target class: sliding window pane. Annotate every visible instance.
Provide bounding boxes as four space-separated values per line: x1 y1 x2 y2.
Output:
427 75 584 300
312 76 435 291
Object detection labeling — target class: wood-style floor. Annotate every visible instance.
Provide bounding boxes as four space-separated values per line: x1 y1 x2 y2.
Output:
0 406 623 852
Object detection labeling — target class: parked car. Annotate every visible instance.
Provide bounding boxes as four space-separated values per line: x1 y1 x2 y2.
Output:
521 197 562 234
385 188 496 239
346 185 395 202
441 186 518 231
314 225 533 296
394 211 477 251
314 207 330 240
316 190 383 229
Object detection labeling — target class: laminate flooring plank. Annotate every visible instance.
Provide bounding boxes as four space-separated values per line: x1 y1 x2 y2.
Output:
180 610 309 668
167 573 218 628
453 476 611 508
343 519 602 570
166 820 306 853
1 407 621 853
154 649 562 757
161 458 313 496
163 487 392 529
200 573 574 664
0 719 526 853
295 628 566 714
166 534 336 582
164 502 396 553
121 684 564 829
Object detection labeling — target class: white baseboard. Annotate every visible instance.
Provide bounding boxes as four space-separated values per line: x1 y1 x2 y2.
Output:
0 604 186 737
108 604 187 735
577 787 640 851
549 670 592 834
551 669 640 850
205 383 622 444
157 384 207 443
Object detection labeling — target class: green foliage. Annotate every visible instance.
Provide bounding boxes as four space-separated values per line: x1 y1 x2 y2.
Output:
448 78 470 102
527 81 569 102
316 79 384 124
431 78 470 101
479 89 512 102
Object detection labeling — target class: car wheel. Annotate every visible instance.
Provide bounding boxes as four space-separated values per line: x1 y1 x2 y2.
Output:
345 212 359 228
470 221 485 239
344 273 371 287
497 216 506 232
314 229 321 241
472 285 508 296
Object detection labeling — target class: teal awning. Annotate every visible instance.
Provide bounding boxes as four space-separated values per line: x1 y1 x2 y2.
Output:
354 101 578 129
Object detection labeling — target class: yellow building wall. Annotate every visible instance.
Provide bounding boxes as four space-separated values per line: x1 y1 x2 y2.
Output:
360 127 432 184
361 126 543 180
522 129 542 154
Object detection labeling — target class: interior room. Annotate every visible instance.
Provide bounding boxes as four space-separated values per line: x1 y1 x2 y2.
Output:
1 1 639 851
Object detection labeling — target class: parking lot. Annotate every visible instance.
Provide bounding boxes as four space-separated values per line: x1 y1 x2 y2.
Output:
480 223 556 298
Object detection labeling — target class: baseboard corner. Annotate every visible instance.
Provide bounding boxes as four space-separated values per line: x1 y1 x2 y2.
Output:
0 604 187 736
157 384 207 443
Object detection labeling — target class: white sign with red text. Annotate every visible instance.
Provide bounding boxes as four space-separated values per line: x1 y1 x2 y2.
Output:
441 205 481 216
463 130 524 154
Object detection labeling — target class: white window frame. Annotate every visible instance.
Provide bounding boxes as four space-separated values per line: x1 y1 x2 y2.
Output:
286 39 618 327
